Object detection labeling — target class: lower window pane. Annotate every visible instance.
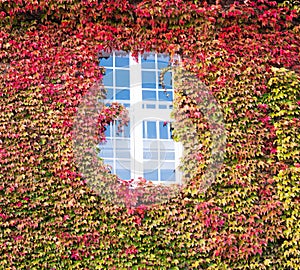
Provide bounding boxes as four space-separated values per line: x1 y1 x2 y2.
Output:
144 169 158 181
161 169 175 181
142 90 156 100
116 169 131 180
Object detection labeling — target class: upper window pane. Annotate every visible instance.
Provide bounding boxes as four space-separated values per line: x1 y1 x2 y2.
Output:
141 53 156 69
100 56 113 67
115 54 129 67
157 54 170 69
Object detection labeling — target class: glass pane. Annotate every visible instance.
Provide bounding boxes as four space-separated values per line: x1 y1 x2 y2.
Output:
116 70 129 87
116 89 130 100
141 53 156 69
116 169 131 180
100 148 113 158
144 169 158 181
104 124 111 137
142 90 156 100
161 169 175 181
157 54 170 69
115 54 129 67
159 121 169 139
147 121 156 139
123 123 130 138
146 104 156 109
116 150 130 158
158 71 172 89
143 151 158 160
165 151 175 160
142 71 156 88
100 56 113 67
160 150 175 161
105 88 114 100
105 160 114 172
158 91 173 101
116 160 131 180
103 69 113 86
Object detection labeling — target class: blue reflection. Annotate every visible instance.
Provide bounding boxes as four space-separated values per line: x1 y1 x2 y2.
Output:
161 169 175 181
159 121 169 139
147 121 156 139
158 91 173 101
144 169 158 181
116 169 131 180
142 71 156 88
141 54 156 69
157 54 170 69
116 89 130 100
115 55 129 67
100 57 113 67
116 70 130 87
103 69 113 86
142 90 156 100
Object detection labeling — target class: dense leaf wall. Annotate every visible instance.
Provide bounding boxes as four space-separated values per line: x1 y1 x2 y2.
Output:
0 0 299 269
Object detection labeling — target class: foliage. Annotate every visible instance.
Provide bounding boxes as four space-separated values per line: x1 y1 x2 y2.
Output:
0 0 299 269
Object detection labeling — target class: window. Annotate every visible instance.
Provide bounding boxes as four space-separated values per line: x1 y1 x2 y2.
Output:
99 51 182 184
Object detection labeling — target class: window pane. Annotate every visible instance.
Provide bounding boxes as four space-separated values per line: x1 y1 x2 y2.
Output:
123 123 130 138
100 148 113 158
100 56 113 67
161 169 175 181
158 71 172 89
105 160 114 172
159 104 167 109
160 150 175 160
146 104 156 109
116 169 131 180
116 89 130 100
142 90 156 100
157 54 170 69
116 70 129 87
105 88 113 100
144 169 158 181
103 69 113 86
143 151 158 160
159 121 169 139
116 160 131 176
158 91 173 101
115 55 129 67
141 53 156 69
147 121 156 139
104 124 111 137
116 149 130 158
142 71 156 88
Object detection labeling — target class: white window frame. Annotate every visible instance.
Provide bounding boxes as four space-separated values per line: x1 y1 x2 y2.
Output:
99 51 183 184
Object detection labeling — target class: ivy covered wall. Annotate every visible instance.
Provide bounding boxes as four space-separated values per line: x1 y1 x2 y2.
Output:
0 0 299 269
